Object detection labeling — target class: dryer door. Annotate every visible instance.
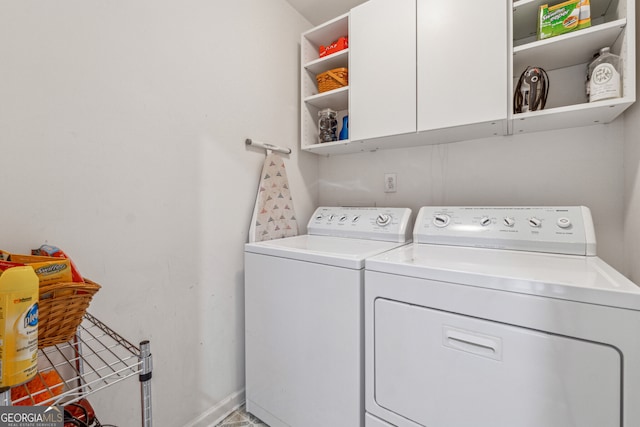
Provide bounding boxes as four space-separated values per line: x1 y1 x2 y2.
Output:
373 298 621 427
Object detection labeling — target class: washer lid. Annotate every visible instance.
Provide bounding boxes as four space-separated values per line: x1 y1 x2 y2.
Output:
366 244 640 310
245 235 409 269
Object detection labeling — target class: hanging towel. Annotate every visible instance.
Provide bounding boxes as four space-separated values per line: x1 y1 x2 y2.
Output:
249 152 298 242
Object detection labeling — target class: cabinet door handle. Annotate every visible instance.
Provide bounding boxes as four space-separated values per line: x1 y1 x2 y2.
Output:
443 327 502 361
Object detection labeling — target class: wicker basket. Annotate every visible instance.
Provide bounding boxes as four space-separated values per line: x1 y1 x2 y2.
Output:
38 279 101 348
316 67 348 93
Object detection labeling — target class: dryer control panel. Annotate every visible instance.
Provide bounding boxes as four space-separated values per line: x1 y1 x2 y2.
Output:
414 206 596 255
308 207 412 243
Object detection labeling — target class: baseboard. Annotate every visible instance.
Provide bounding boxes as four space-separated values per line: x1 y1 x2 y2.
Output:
183 389 245 427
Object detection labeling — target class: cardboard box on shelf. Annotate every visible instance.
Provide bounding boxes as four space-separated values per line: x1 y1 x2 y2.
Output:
319 36 348 58
538 0 591 40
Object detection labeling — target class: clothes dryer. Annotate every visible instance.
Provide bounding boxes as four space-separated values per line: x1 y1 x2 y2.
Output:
245 206 412 427
364 206 640 427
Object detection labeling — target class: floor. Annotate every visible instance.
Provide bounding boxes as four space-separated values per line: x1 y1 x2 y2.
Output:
215 404 268 427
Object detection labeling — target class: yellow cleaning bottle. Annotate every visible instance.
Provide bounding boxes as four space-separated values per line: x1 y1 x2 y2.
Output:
0 266 39 391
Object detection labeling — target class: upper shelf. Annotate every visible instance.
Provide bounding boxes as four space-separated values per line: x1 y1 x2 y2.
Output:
304 49 349 75
513 19 626 75
513 0 620 40
302 12 349 47
301 12 349 65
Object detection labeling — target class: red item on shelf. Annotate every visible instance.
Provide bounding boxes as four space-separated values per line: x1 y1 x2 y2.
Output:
319 36 348 58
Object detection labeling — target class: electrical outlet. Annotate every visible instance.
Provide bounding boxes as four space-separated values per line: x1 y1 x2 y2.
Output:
384 173 397 193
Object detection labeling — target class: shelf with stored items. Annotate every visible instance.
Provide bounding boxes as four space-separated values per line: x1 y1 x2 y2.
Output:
304 48 348 76
511 0 635 134
301 13 350 154
0 313 152 427
300 0 635 156
301 0 508 156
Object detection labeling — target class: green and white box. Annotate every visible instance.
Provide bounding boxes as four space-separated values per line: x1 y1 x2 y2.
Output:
538 0 591 40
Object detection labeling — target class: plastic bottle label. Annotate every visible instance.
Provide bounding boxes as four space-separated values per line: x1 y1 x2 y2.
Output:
0 295 38 388
590 63 621 102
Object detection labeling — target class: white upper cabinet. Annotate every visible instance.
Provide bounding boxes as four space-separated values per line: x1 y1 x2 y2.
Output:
349 0 417 143
300 0 636 155
417 0 508 139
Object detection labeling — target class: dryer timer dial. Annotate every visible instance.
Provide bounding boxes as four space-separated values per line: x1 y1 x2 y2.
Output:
376 214 392 226
433 214 451 228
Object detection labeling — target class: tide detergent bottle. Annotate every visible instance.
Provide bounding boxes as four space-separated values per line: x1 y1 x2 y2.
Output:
0 266 39 391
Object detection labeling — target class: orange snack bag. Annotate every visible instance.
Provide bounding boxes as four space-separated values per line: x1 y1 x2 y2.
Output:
11 370 64 405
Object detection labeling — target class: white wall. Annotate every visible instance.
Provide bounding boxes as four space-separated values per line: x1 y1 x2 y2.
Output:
319 122 627 272
1 0 638 425
0 1 314 426
623 1 640 283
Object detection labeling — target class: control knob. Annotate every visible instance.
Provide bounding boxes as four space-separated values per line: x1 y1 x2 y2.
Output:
503 217 515 227
557 217 572 229
480 216 491 227
528 217 542 228
433 214 450 228
376 214 392 227
339 215 348 222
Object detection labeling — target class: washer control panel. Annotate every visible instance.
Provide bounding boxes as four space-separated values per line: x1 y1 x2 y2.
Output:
308 207 412 243
414 206 596 255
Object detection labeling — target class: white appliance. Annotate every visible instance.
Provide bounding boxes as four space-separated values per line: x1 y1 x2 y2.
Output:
245 206 412 427
364 206 640 427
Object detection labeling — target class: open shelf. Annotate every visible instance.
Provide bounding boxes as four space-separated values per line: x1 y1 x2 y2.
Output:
513 0 620 40
510 0 634 135
513 19 626 74
512 97 633 133
301 13 349 55
304 49 349 76
303 86 349 110
301 13 349 153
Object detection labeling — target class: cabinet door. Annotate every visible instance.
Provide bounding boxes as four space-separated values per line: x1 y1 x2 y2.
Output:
349 0 416 142
417 0 507 131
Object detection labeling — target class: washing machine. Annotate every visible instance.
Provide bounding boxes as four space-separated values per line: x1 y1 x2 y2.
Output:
364 206 640 427
245 206 412 427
